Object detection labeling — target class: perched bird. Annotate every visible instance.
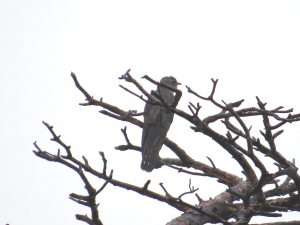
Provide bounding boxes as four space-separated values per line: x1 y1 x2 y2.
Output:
141 76 181 172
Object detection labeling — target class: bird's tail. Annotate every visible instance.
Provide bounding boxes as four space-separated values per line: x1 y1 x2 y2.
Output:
141 132 165 172
141 146 158 172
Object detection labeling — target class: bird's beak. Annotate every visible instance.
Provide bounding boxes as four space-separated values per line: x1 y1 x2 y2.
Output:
177 82 182 85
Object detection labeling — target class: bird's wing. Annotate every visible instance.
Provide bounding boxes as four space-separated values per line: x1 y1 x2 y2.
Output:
141 92 175 172
141 111 167 172
143 102 161 124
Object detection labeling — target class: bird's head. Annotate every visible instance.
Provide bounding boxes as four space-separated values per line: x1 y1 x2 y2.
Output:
160 76 181 89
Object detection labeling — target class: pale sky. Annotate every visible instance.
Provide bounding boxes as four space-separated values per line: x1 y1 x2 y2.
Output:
1 1 300 225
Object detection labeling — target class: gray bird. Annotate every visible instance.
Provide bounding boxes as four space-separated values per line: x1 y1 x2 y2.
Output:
141 76 181 172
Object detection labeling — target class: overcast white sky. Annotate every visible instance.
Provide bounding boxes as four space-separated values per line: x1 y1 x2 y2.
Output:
1 1 300 225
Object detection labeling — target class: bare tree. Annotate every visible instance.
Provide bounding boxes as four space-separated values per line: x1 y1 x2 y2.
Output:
33 69 300 225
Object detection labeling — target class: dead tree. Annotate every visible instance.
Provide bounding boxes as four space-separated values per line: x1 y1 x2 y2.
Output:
33 69 300 225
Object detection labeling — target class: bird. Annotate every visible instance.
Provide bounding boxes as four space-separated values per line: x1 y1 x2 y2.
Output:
141 76 181 172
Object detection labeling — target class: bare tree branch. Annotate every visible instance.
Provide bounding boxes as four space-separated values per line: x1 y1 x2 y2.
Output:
34 71 300 224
